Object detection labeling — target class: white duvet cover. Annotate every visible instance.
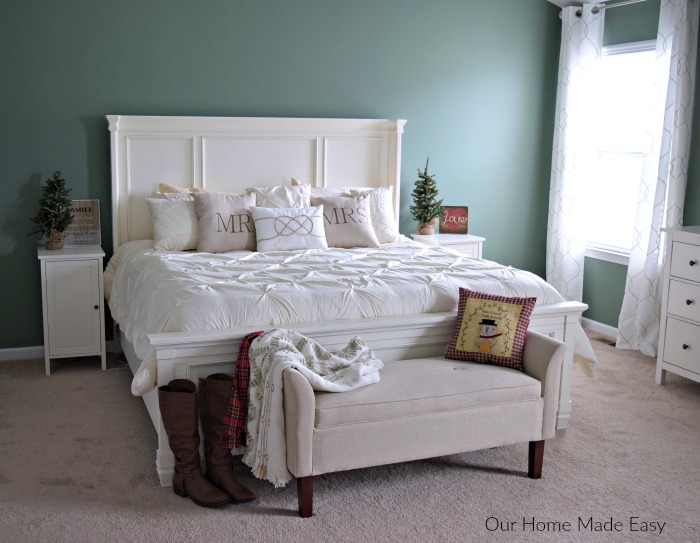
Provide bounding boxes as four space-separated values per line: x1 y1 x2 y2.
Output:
106 238 593 394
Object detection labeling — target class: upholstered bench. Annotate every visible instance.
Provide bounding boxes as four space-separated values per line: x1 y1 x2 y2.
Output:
282 330 566 517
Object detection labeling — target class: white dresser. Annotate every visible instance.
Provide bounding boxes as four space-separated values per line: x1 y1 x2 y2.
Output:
38 246 106 375
656 226 700 385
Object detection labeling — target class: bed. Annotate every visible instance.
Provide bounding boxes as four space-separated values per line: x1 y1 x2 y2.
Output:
106 115 591 486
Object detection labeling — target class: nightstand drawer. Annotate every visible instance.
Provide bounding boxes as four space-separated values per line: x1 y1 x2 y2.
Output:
450 243 480 258
667 280 700 322
670 242 700 282
663 318 700 374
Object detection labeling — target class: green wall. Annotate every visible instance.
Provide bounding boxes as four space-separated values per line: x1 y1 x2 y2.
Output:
0 0 562 350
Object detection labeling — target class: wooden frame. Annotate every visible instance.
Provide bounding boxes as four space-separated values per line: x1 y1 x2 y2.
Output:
107 115 587 486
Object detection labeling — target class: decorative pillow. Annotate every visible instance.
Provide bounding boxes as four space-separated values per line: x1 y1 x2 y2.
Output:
251 206 328 252
246 184 310 208
445 288 537 371
193 192 256 253
309 196 379 248
156 183 206 194
146 196 198 251
347 186 399 243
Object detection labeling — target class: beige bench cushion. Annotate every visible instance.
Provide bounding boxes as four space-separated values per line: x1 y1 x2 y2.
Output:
313 357 542 429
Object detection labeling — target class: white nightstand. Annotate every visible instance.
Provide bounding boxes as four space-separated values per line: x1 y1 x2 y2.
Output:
38 246 106 375
411 233 486 259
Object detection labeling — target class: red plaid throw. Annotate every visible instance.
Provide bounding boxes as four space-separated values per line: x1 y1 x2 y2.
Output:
224 331 263 449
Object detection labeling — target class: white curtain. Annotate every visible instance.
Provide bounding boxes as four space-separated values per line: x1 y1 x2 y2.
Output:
617 0 699 356
547 4 605 302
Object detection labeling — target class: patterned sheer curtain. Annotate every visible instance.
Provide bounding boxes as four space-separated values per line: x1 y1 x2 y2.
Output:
547 4 605 302
617 0 699 356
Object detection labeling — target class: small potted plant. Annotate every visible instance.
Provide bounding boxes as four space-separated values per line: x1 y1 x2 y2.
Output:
410 158 443 235
30 171 74 250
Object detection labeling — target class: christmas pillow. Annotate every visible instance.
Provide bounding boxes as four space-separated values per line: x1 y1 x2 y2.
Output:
445 288 536 371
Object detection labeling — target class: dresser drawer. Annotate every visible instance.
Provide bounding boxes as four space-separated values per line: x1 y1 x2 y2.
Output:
670 242 700 282
667 280 700 322
663 318 700 374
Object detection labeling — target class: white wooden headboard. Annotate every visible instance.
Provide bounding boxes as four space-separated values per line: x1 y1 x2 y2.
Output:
107 115 407 249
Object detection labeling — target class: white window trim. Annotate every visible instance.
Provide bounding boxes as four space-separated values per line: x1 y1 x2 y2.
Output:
585 246 630 266
584 39 655 268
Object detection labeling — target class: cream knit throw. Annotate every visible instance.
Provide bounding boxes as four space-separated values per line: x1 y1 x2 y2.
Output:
242 329 383 487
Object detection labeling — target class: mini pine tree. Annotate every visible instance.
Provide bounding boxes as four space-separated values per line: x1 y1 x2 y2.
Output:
410 158 443 232
30 171 74 248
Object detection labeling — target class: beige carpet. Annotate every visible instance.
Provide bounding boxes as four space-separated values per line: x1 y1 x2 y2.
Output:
1 335 699 543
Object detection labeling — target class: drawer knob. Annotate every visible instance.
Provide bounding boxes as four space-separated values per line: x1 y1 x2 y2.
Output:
682 344 689 350
686 299 695 305
691 260 698 266
94 305 99 310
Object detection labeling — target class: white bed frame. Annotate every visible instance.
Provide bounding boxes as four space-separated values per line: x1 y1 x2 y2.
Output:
107 115 586 486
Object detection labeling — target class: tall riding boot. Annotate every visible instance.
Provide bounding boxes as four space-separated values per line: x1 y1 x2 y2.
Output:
199 373 256 504
158 379 230 508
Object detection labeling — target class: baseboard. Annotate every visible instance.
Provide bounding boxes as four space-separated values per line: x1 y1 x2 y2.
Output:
0 341 117 361
581 317 617 339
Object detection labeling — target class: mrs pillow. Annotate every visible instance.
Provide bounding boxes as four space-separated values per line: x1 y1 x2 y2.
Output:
146 196 198 252
309 196 379 248
445 288 537 371
251 206 328 251
194 192 256 253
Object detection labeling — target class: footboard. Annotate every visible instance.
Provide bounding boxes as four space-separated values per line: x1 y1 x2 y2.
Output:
138 302 585 485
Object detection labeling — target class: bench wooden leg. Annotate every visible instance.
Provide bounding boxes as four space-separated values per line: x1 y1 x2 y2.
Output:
528 440 544 479
297 476 313 518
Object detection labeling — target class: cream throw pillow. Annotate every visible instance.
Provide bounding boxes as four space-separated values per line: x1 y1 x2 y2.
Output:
146 196 198 251
251 206 328 251
347 186 399 243
194 192 256 253
309 196 379 248
247 184 310 208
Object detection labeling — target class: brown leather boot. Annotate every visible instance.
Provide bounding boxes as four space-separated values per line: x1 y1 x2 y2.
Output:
199 373 256 504
158 379 230 508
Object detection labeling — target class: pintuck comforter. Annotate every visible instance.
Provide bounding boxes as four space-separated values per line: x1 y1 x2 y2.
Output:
105 238 594 395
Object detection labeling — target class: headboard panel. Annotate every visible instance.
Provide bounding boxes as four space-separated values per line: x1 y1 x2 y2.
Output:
107 115 406 249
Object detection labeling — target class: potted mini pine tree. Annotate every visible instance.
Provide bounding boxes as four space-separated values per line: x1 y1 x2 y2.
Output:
410 158 443 235
30 171 74 250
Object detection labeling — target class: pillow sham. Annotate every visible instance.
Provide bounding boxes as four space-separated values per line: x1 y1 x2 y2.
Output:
146 196 198 252
309 196 379 248
194 192 256 253
445 288 537 371
246 184 310 208
251 206 328 251
346 186 399 244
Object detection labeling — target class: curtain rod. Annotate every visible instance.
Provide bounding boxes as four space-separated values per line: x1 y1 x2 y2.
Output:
566 0 648 18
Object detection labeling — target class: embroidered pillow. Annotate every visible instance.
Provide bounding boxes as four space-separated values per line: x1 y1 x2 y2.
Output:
309 196 379 248
347 186 400 243
251 206 328 252
246 184 310 208
146 196 198 252
194 192 256 253
445 288 537 371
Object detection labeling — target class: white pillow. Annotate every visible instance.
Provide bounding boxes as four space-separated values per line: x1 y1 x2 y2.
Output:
309 196 379 248
146 196 198 251
246 184 310 208
347 186 399 243
194 192 256 253
251 206 328 251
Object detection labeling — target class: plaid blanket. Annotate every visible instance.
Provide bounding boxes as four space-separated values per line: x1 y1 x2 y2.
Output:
224 331 263 449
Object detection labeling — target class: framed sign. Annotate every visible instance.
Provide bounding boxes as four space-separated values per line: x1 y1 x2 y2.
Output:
63 199 101 246
440 206 468 234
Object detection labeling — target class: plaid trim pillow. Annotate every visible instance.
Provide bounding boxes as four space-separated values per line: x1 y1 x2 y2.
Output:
445 288 537 371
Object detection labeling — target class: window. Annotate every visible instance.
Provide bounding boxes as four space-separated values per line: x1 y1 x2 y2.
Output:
582 40 657 265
